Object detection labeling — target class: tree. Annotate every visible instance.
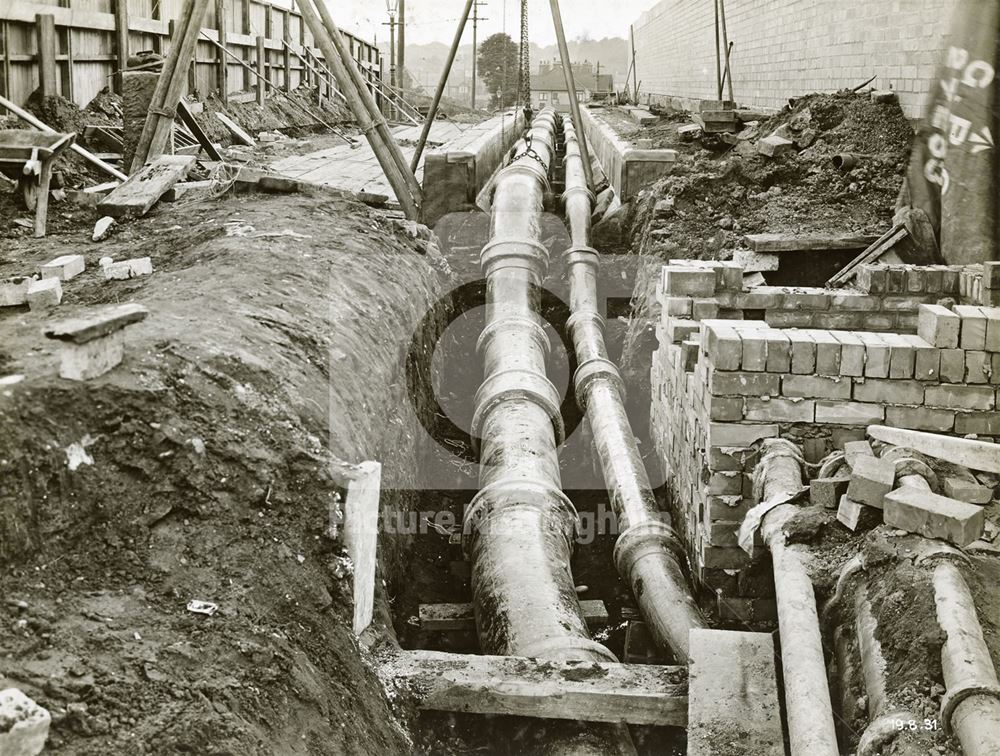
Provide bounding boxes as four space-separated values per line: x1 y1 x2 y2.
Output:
477 33 519 109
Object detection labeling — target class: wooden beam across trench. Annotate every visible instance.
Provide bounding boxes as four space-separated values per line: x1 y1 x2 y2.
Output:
381 649 688 727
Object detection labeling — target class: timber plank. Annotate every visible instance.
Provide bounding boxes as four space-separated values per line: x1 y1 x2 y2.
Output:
419 600 609 632
745 232 880 253
45 303 149 344
344 461 381 635
97 155 196 218
216 111 256 146
384 649 688 726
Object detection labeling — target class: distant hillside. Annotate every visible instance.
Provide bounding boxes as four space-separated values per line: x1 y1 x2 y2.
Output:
382 37 630 92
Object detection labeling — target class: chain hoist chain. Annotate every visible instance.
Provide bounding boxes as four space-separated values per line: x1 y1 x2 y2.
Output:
509 131 548 170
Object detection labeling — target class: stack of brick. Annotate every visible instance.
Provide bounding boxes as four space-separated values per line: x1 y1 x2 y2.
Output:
651 259 1000 604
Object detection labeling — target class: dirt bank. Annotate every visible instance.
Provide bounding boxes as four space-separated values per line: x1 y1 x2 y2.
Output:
0 186 449 753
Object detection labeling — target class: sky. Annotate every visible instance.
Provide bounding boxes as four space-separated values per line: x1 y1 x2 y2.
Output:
329 0 661 47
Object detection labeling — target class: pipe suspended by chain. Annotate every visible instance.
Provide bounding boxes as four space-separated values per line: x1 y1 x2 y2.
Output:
561 114 705 661
548 0 594 192
463 108 635 755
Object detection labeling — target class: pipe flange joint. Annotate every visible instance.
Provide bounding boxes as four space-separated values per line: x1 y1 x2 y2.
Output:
613 520 686 576
471 368 566 450
913 541 972 568
462 478 579 557
566 310 606 337
476 316 551 358
563 245 601 270
892 457 939 492
480 236 550 273
574 357 625 408
561 183 596 207
498 159 550 189
941 684 1000 736
517 636 619 664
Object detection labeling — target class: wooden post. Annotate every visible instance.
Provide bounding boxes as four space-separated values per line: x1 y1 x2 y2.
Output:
113 0 129 94
255 35 266 104
1 22 11 100
282 11 292 91
719 0 734 103
714 0 722 100
241 0 251 90
214 0 228 103
33 158 54 238
35 14 57 98
344 462 381 636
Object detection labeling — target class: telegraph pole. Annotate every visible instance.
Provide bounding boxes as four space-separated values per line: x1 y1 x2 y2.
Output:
397 0 406 89
383 2 398 119
471 0 487 109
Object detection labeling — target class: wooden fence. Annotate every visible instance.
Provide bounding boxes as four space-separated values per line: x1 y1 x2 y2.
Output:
0 0 383 110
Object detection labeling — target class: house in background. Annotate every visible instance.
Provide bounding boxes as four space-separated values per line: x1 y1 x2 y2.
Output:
530 60 614 112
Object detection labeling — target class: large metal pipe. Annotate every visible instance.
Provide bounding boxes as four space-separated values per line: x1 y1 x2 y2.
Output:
548 0 595 192
753 439 839 756
560 115 705 661
464 108 634 755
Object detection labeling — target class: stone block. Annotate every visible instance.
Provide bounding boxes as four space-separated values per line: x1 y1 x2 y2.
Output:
924 385 995 411
102 257 153 280
913 342 941 382
810 476 850 509
0 277 31 307
707 423 779 448
943 476 993 505
733 249 780 272
782 374 852 400
858 333 890 378
789 331 817 374
708 370 781 397
940 349 967 383
843 440 875 468
885 406 956 433
744 396 815 423
663 267 717 297
59 331 126 381
852 379 924 405
954 412 1000 435
0 688 50 756
764 330 791 373
917 304 960 348
704 323 743 371
847 456 896 509
815 401 885 425
811 330 842 375
955 305 988 350
837 495 881 531
39 254 85 281
884 487 986 546
966 351 992 384
741 330 768 372
758 135 795 157
26 278 62 311
833 331 866 377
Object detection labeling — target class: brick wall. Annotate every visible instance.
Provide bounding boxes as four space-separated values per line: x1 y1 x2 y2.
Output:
632 0 960 118
650 259 998 607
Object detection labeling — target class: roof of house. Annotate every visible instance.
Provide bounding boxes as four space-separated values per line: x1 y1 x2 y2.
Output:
530 68 614 93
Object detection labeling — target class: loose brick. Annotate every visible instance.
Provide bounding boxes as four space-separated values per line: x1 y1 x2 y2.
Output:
766 310 815 328
706 520 741 547
693 299 721 320
884 487 986 546
663 296 693 317
940 349 967 383
917 304 961 348
764 331 791 373
664 267 717 297
789 331 817 374
984 261 1000 289
666 318 701 344
815 401 885 425
706 471 744 495
833 331 866 377
744 396 815 423
699 541 750 570
837 495 881 531
943 477 993 505
883 333 916 379
955 305 988 350
40 254 85 281
758 134 795 157
810 476 850 509
847 456 896 509
26 278 62 310
885 406 956 433
708 370 780 397
924 385 995 411
782 374 851 400
843 440 875 468
853 379 924 405
705 495 750 520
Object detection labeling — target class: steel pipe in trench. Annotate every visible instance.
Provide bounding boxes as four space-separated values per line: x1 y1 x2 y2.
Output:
463 108 634 755
560 115 706 661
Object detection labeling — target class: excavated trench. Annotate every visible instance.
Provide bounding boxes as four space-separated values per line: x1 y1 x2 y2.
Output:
387 114 692 755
